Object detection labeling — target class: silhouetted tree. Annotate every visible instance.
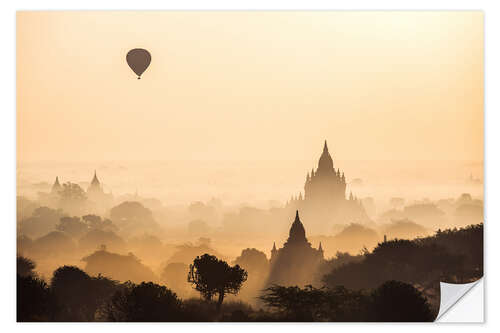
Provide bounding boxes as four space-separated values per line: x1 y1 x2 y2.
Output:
260 285 323 321
17 256 36 277
322 224 481 293
50 265 118 321
260 284 371 321
188 254 247 311
51 266 92 320
371 280 434 322
17 274 55 321
101 281 182 321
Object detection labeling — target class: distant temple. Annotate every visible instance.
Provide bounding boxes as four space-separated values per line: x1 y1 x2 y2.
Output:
287 140 370 233
51 176 62 194
87 170 104 196
47 170 113 214
85 171 114 208
267 210 324 286
50 170 108 197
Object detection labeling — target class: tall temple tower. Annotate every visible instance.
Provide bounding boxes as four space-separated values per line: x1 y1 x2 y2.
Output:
303 140 346 204
287 140 370 233
87 170 103 195
51 176 62 194
284 210 308 245
268 211 324 286
85 170 114 214
271 242 278 261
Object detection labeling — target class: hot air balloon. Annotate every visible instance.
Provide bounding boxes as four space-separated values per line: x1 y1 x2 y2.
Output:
126 48 151 79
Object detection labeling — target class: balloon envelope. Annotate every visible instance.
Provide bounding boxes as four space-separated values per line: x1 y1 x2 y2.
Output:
126 48 151 79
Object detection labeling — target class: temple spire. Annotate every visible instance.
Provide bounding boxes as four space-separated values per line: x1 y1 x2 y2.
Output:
91 170 100 185
318 140 334 172
286 209 307 244
271 241 278 261
51 176 62 193
88 170 104 194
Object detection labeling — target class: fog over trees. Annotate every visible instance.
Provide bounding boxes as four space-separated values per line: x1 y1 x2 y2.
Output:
17 147 483 322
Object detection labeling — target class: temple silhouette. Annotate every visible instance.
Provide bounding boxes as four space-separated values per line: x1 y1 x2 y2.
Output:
50 176 62 193
287 140 370 234
47 170 113 214
51 170 109 197
87 171 102 194
267 210 324 287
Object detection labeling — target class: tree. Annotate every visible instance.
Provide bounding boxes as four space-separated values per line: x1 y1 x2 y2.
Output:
234 248 269 273
109 201 159 236
82 249 158 284
58 182 88 215
82 214 118 232
32 231 76 257
50 265 118 321
18 206 65 239
259 284 371 321
110 201 154 222
56 216 88 238
59 182 87 202
101 282 182 321
51 266 92 320
17 256 36 277
188 254 247 311
233 248 269 303
17 274 55 321
322 224 481 292
371 280 434 322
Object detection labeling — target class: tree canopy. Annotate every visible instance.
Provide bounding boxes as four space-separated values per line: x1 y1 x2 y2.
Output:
188 254 247 310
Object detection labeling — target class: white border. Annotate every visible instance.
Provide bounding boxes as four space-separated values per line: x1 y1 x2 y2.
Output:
2 0 496 331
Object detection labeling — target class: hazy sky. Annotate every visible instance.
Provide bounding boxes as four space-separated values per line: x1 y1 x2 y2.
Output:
17 11 483 164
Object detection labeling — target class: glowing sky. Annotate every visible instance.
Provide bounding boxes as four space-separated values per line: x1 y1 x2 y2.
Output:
17 11 483 163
